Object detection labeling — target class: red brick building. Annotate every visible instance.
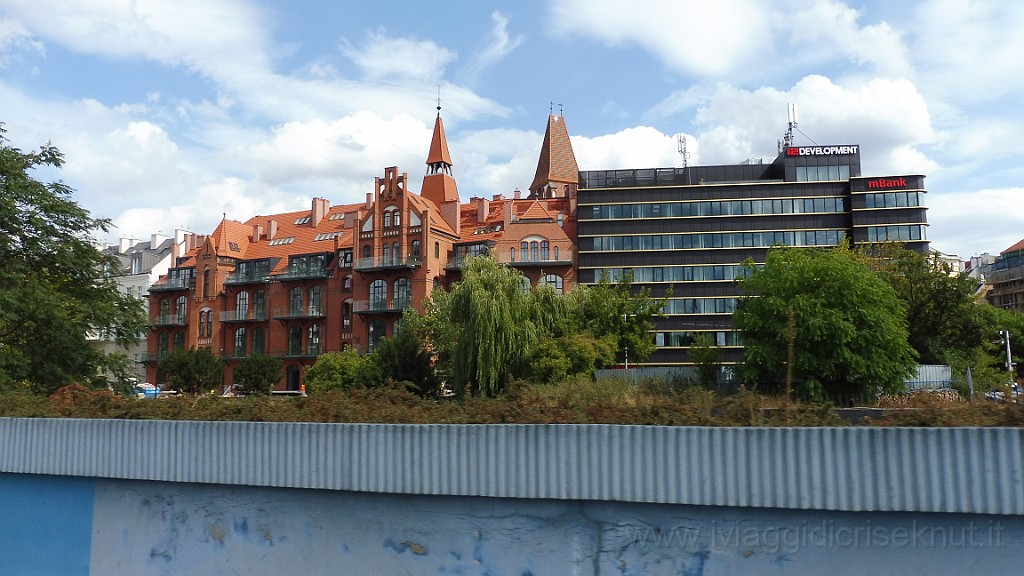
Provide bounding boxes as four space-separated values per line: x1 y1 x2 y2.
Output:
144 113 579 390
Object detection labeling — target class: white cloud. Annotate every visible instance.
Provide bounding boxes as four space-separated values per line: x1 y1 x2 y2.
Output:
340 28 456 83
0 15 44 65
927 187 1024 257
573 126 682 170
545 0 772 77
461 12 525 85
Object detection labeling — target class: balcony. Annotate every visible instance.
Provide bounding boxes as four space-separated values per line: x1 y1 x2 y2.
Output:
219 310 270 323
148 277 193 292
447 253 573 270
353 298 412 314
139 352 169 364
353 256 422 271
223 272 271 285
270 347 322 359
272 268 331 282
988 266 1024 285
151 314 188 327
272 307 326 320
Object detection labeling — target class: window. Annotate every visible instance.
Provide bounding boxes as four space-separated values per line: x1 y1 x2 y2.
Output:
288 327 302 356
203 269 210 299
159 299 170 322
394 278 411 310
382 243 390 265
363 245 372 259
368 320 386 352
254 290 266 320
343 275 352 290
289 287 303 316
370 279 387 311
308 325 321 356
434 242 440 259
554 246 559 260
531 241 539 262
510 248 516 262
234 328 247 358
175 296 188 323
199 310 212 337
393 210 401 228
541 241 549 261
252 327 265 355
541 274 564 293
173 332 185 351
393 242 400 265
309 286 322 316
520 241 529 261
158 333 169 359
384 211 392 228
342 301 352 330
411 240 420 259
236 291 249 320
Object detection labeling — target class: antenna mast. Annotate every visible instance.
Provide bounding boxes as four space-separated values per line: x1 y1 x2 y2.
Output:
779 103 798 153
677 134 692 185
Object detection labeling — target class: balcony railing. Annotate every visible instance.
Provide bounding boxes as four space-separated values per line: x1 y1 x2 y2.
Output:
352 298 412 314
139 352 169 363
223 272 271 285
149 277 193 291
272 268 330 281
272 307 326 320
447 253 573 270
151 314 188 326
219 310 270 322
988 266 1024 284
353 256 422 271
270 347 322 358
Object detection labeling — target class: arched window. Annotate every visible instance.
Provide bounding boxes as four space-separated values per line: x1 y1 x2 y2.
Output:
510 248 516 262
343 275 352 290
520 241 529 261
393 242 400 264
236 291 249 320
411 240 420 259
434 242 440 259
175 296 188 323
384 211 392 228
554 246 559 260
289 287 303 315
173 331 185 350
393 318 403 336
159 299 170 322
307 325 322 356
530 241 539 262
234 327 247 358
368 319 386 352
158 333 169 358
342 301 352 330
254 290 266 320
370 279 387 311
541 241 549 261
393 209 401 228
252 327 265 355
394 278 411 310
198 310 211 337
288 326 302 356
541 274 564 293
203 268 210 299
382 243 390 265
308 285 322 316
362 245 371 259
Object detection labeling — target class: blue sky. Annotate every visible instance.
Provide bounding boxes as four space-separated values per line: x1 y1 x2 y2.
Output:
2 0 1022 259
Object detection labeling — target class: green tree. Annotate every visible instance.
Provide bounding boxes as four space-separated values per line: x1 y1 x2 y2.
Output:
0 126 148 394
688 334 721 389
863 244 986 366
734 244 917 403
231 355 283 396
580 274 666 365
371 324 439 396
425 255 538 397
303 349 367 394
159 347 223 394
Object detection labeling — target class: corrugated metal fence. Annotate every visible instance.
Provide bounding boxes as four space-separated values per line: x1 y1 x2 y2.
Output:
1 418 1021 516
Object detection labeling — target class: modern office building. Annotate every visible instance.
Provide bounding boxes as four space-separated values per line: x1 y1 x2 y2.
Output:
575 144 929 365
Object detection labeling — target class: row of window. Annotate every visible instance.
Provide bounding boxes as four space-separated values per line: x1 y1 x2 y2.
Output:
588 197 847 220
664 297 739 315
593 264 754 284
794 164 852 182
590 230 845 252
654 331 743 348
511 241 560 262
865 225 926 243
861 191 923 209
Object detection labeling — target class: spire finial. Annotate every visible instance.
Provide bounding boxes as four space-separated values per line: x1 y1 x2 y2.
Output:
437 84 442 114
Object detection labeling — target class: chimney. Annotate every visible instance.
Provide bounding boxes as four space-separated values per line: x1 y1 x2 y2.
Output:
267 219 278 241
150 233 168 250
440 201 461 236
492 194 504 201
503 201 513 227
119 238 135 253
476 197 490 223
366 192 373 210
513 188 521 200
312 197 329 227
252 224 264 241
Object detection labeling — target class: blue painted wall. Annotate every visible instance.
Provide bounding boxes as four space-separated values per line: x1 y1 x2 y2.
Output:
0 473 94 576
85 479 1024 576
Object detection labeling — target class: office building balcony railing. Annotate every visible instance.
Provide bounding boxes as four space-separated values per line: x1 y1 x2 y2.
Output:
353 256 422 271
219 310 270 322
151 314 188 327
148 277 193 292
272 307 327 320
352 298 413 314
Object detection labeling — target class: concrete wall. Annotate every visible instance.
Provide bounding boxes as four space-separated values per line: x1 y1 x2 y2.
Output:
3 420 1023 575
2 473 1021 576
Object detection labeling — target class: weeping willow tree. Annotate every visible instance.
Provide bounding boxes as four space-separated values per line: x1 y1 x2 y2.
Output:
427 256 539 397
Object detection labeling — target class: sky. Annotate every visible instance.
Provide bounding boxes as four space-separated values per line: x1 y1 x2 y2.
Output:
1 0 1022 259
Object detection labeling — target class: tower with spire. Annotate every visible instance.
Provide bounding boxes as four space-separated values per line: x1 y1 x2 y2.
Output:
421 104 460 208
528 113 579 199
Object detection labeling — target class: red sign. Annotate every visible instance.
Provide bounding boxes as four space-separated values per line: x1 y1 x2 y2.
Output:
785 145 859 156
867 177 907 189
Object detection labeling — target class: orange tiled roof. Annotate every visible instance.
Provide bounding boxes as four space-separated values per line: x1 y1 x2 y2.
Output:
426 113 453 166
529 115 579 193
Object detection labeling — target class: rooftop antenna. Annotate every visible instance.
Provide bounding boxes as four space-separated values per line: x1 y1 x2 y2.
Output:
677 134 692 185
550 101 563 116
779 103 798 153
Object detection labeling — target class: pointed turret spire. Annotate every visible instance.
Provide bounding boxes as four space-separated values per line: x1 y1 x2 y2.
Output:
529 113 579 199
421 106 460 207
